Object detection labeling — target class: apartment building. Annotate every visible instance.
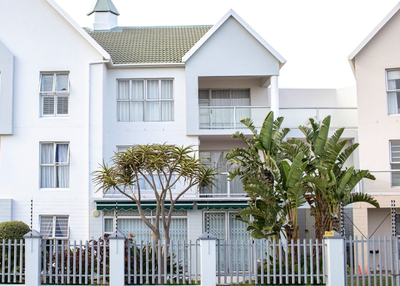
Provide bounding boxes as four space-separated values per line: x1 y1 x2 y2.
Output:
349 2 400 239
0 0 358 242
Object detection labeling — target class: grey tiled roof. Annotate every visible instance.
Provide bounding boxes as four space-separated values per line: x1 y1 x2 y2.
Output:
84 26 212 64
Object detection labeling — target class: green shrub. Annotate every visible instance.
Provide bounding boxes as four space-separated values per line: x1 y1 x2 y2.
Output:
0 221 30 240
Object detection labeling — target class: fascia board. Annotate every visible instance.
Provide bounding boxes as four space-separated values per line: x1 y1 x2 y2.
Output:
46 0 111 62
182 9 286 67
348 2 400 73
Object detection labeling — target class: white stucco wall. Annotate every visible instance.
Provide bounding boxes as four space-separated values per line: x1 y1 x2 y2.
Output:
0 40 14 135
0 0 105 240
185 16 281 136
354 9 400 198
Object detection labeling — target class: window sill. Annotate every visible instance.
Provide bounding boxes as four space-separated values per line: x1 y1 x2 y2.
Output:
40 116 70 119
39 188 70 191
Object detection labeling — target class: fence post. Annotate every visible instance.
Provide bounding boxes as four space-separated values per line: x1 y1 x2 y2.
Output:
108 231 126 286
324 231 346 286
23 230 42 286
199 232 217 286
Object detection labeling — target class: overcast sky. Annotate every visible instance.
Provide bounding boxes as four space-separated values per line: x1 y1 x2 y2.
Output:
55 0 399 89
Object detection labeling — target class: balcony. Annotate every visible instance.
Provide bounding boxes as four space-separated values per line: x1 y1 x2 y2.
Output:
199 106 270 129
199 107 358 130
199 173 246 197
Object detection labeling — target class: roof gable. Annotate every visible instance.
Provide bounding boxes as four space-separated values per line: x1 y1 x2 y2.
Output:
348 2 400 73
182 9 286 67
46 0 110 61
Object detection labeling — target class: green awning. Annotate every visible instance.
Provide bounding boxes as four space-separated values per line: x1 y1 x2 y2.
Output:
196 201 249 210
96 201 193 211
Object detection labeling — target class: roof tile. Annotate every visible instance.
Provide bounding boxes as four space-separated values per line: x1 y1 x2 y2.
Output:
84 26 212 64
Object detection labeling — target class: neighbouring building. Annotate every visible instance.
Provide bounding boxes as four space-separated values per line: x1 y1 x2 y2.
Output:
0 0 358 244
349 2 400 239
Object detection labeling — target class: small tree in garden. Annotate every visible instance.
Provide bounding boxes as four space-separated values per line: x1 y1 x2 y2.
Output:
92 143 217 244
0 221 30 240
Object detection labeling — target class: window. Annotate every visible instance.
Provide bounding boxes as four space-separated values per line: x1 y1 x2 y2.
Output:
387 70 400 114
40 216 69 239
40 73 69 116
40 143 70 188
200 151 244 196
199 89 250 128
390 141 400 186
103 209 187 241
204 211 249 242
117 79 174 122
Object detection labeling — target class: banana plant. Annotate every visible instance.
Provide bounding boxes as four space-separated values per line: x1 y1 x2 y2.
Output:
293 115 379 239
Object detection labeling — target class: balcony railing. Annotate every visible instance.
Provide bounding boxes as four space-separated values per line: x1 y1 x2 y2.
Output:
279 107 358 129
199 106 358 129
199 173 246 197
199 106 270 129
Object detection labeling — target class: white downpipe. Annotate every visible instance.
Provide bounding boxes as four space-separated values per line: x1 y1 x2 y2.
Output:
270 75 279 117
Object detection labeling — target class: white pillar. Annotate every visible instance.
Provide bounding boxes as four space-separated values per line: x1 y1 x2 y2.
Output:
270 75 279 117
324 231 346 286
23 230 42 286
199 232 217 286
108 231 126 286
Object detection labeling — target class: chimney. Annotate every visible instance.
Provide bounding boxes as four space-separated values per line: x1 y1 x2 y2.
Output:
87 0 120 30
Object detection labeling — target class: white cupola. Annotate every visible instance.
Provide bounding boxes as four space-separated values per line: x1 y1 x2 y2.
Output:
87 0 120 30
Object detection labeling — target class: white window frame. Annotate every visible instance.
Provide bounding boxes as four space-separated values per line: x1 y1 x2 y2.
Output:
40 215 69 239
390 141 400 187
103 209 187 240
39 72 70 117
40 142 70 188
117 79 174 122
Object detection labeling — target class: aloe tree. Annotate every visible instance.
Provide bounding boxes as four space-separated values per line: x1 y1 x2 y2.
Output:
228 111 307 240
92 143 217 244
283 115 379 239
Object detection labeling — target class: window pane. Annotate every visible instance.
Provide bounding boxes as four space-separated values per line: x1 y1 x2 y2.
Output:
211 90 230 106
118 81 130 100
41 144 54 164
131 80 144 99
57 96 68 115
41 166 54 188
130 102 144 121
231 90 250 106
198 90 209 101
117 102 130 121
229 212 249 241
56 166 69 188
41 75 54 92
40 217 54 238
147 80 159 99
161 80 173 99
207 213 226 240
55 217 68 237
146 101 160 121
43 97 55 115
55 144 69 163
119 219 152 242
55 74 68 92
161 101 173 121
104 218 113 232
